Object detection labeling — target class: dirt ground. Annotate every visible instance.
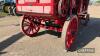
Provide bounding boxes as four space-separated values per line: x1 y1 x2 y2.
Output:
0 5 100 56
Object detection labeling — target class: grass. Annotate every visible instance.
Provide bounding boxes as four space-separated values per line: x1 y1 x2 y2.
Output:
0 11 7 17
96 1 100 3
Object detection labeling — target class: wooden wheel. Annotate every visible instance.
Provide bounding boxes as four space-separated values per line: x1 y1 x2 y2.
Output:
83 0 90 11
61 15 78 50
21 15 40 37
58 0 69 17
77 0 83 13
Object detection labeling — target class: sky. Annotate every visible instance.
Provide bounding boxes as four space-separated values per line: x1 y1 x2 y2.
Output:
0 0 3 1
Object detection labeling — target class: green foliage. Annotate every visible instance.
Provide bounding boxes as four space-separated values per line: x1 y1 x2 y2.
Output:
96 0 100 3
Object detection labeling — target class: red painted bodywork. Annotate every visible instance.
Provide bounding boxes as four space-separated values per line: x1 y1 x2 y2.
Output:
16 0 90 50
16 0 56 17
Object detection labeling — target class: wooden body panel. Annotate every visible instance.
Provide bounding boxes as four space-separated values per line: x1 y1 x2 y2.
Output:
16 0 59 16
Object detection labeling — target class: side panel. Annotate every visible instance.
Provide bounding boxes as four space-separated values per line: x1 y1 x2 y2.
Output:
16 0 54 15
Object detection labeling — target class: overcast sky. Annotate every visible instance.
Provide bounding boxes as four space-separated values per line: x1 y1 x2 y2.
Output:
0 0 3 1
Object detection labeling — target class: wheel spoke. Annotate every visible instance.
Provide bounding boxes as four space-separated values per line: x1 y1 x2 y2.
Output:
26 26 31 33
23 22 30 27
29 27 34 34
31 27 34 34
24 20 30 24
33 25 38 32
28 27 31 34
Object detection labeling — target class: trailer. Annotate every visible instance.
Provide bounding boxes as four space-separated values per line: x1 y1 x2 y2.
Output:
16 0 90 51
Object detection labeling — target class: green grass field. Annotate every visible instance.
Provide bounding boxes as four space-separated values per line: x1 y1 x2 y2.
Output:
97 1 100 3
96 0 100 3
0 11 7 17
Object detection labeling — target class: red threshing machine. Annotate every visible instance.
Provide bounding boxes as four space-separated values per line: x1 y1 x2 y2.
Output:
16 0 90 51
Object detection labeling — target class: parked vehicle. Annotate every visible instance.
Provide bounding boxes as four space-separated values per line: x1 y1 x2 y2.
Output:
16 0 90 51
3 0 21 16
0 0 3 10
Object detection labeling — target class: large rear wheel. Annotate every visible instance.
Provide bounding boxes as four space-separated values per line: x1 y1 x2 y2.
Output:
61 15 78 51
77 0 83 14
58 0 69 17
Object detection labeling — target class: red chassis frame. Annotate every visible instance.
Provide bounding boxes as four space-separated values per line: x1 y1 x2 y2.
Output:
16 0 90 51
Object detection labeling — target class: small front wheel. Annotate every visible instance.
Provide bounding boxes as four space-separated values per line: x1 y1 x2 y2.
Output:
21 15 40 37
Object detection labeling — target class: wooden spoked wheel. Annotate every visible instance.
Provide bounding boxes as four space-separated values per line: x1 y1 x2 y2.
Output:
83 0 90 11
61 15 78 50
58 0 69 17
77 0 83 13
21 15 40 37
